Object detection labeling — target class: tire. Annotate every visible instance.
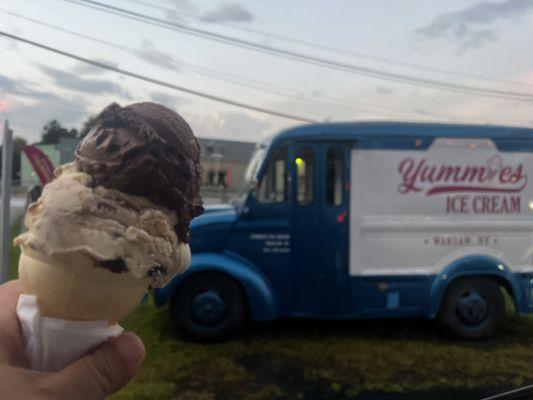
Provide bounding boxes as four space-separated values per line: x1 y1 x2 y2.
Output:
437 277 505 339
170 272 245 341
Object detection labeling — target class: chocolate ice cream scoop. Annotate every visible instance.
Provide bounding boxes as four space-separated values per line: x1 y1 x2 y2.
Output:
75 102 203 242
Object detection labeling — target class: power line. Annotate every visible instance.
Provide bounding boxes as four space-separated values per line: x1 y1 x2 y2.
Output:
1 10 132 51
61 0 533 102
0 9 387 117
177 63 426 118
121 0 525 87
1 9 452 120
0 30 318 124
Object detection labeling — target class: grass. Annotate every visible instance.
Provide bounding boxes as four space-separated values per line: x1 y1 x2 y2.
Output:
7 222 533 399
111 292 533 400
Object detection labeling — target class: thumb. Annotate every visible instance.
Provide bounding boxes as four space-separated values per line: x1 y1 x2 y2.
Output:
48 332 145 400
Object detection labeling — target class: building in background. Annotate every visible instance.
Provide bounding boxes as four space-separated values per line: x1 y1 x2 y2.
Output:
58 137 80 165
20 137 80 186
21 136 257 202
198 138 256 193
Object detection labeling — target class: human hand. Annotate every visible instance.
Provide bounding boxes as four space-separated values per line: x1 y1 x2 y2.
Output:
0 280 145 399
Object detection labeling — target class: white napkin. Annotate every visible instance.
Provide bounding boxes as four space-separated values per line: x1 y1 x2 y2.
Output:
16 294 123 372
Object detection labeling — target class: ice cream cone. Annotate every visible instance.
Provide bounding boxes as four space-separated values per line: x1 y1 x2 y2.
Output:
18 245 149 324
14 102 202 372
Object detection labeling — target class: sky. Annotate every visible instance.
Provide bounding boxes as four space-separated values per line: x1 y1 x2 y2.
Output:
0 0 532 144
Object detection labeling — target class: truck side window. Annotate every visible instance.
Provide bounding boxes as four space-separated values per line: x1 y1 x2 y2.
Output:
326 146 343 206
256 147 286 204
295 147 315 206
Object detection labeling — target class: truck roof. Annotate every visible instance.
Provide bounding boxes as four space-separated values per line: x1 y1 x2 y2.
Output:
272 121 533 147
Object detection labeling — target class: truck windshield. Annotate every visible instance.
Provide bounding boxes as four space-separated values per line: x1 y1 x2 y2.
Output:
232 143 267 204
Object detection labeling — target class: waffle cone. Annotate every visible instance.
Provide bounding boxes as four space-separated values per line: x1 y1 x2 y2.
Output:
18 246 149 324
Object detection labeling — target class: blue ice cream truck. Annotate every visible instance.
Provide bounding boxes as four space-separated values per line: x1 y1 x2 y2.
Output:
155 122 533 340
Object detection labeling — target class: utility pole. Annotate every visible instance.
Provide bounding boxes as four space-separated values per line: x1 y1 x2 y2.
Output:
1 120 13 283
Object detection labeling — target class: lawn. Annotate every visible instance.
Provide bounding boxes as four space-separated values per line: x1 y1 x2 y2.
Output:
7 221 533 399
111 297 533 400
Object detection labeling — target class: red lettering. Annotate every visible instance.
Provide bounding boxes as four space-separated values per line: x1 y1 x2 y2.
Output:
434 166 461 182
482 196 490 212
472 195 521 214
398 158 424 194
397 156 527 196
510 165 525 184
499 166 513 183
511 196 520 212
460 166 490 182
446 195 469 214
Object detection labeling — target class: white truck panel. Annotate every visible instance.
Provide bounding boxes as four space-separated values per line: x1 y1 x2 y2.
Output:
350 138 533 276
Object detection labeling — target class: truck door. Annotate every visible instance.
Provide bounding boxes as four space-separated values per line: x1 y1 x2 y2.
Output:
225 146 293 314
291 143 348 316
321 144 349 313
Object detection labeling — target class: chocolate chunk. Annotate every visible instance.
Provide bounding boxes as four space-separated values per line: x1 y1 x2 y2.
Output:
147 265 168 277
100 258 129 273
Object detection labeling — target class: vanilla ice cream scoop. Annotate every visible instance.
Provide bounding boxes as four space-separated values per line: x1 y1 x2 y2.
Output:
14 163 191 323
16 163 190 287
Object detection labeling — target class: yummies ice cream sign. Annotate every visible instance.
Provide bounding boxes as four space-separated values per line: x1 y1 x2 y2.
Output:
397 154 527 214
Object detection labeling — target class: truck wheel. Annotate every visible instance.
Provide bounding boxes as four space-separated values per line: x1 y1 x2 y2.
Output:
437 277 505 339
170 272 245 341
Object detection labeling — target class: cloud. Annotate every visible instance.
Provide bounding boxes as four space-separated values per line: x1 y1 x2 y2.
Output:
376 86 394 95
455 28 498 54
0 89 90 142
0 74 30 96
189 111 270 141
38 65 130 97
0 99 13 113
136 39 179 71
1 26 22 52
201 3 254 23
166 0 195 12
0 74 118 141
149 91 188 108
2 37 19 52
415 0 533 52
164 10 186 24
0 74 59 101
309 89 323 96
72 59 118 75
164 0 195 22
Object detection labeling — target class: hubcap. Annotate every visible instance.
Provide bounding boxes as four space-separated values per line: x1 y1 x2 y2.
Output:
191 290 227 325
455 290 488 327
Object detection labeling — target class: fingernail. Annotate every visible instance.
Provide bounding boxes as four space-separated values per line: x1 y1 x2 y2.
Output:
114 331 145 368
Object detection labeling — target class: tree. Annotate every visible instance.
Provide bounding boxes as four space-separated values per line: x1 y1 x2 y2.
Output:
79 115 98 139
40 119 78 144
